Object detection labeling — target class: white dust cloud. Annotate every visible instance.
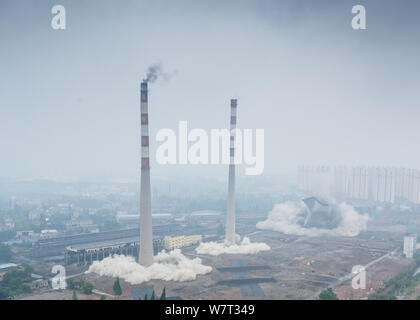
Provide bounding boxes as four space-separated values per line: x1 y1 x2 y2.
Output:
256 201 370 237
195 236 270 256
86 249 212 285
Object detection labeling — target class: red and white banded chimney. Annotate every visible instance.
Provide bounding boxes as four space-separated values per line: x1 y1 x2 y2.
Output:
139 81 154 266
226 99 237 245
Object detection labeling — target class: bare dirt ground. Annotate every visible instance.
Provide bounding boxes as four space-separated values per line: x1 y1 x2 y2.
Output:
30 229 405 300
17 213 415 300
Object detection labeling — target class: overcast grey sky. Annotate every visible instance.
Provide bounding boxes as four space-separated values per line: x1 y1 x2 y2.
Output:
0 0 419 180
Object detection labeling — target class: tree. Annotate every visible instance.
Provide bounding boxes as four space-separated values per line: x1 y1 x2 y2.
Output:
150 291 155 300
319 288 339 300
83 282 94 295
144 293 148 300
0 244 12 262
113 278 122 296
72 290 77 300
67 278 75 290
100 295 106 300
160 288 166 300
1 268 32 297
0 287 11 300
22 264 33 275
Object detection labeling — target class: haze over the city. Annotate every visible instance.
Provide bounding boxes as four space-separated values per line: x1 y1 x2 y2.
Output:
1 0 420 180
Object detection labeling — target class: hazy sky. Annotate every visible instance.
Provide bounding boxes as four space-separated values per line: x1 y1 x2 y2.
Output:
1 0 419 180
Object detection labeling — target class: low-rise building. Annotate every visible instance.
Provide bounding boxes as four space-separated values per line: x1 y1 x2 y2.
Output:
30 279 49 290
40 229 59 239
64 237 164 265
16 230 37 241
163 235 202 250
403 234 417 258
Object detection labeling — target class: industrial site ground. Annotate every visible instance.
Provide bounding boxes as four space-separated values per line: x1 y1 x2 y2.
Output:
16 212 419 300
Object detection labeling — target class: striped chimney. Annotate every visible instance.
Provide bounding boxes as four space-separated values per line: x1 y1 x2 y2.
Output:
139 81 154 266
226 99 237 245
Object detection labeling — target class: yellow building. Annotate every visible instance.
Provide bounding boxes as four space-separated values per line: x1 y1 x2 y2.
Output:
163 235 202 250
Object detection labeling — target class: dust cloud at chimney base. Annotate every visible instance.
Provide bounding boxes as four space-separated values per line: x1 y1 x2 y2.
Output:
196 236 270 256
87 249 212 285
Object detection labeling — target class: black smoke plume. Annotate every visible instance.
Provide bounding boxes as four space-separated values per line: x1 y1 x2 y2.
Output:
144 62 172 83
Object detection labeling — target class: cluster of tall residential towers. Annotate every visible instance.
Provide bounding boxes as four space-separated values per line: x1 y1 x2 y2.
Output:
298 165 420 204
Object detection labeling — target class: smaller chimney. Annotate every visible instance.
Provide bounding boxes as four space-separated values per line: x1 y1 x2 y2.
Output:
226 99 237 245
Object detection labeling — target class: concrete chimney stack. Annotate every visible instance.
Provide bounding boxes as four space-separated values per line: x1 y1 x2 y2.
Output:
226 99 237 245
139 81 154 266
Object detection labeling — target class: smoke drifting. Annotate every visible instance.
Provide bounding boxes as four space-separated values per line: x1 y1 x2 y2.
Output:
196 236 270 256
256 201 370 237
144 62 172 83
87 249 212 285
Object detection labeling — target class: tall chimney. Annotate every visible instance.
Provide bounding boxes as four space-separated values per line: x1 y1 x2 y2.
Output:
226 99 237 245
139 81 154 266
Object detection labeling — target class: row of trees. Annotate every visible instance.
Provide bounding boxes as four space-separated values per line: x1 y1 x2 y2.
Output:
67 278 94 295
318 288 338 300
140 288 166 300
369 252 420 300
112 278 166 300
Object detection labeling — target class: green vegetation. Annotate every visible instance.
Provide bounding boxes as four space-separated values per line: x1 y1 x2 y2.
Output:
369 252 420 300
139 288 167 300
72 290 77 300
67 278 94 295
113 277 122 296
368 293 397 300
0 264 33 299
100 294 106 300
319 288 339 300
82 282 94 294
0 243 12 262
160 287 166 300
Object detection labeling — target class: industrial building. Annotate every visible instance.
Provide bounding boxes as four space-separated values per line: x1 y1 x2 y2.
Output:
64 237 164 265
163 235 202 250
33 223 182 259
